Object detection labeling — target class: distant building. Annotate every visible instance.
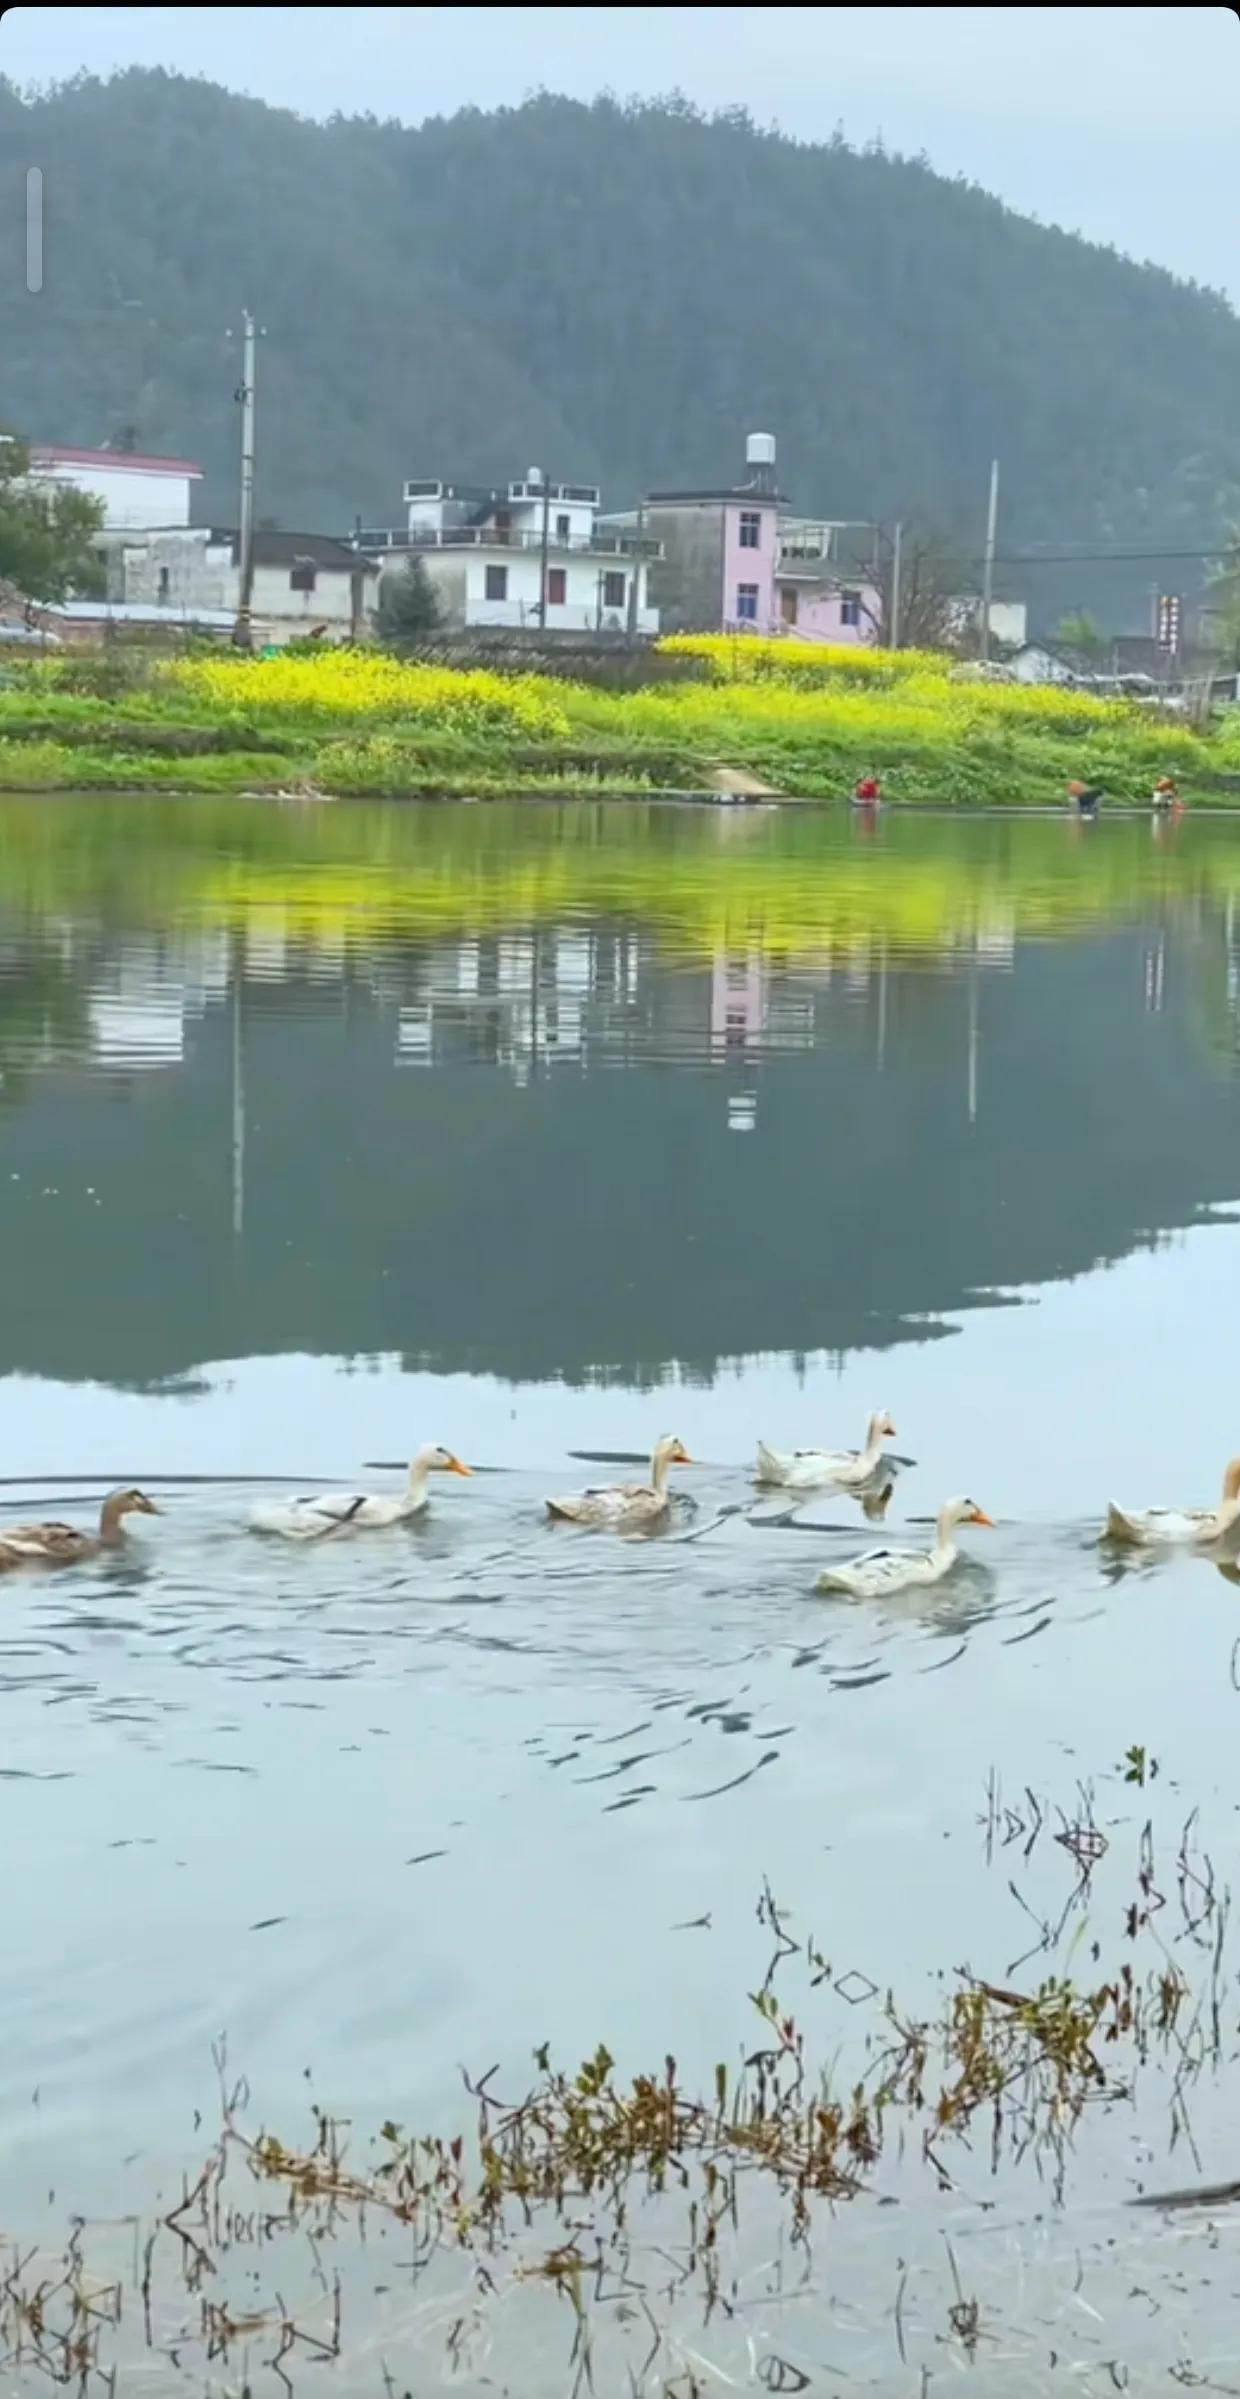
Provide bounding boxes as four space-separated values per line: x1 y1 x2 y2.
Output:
358 474 660 633
26 443 203 530
946 595 1028 649
632 433 881 642
1009 643 1083 685
102 526 376 642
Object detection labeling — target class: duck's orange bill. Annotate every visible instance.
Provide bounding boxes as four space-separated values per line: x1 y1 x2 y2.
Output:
450 1459 474 1477
972 1509 995 1527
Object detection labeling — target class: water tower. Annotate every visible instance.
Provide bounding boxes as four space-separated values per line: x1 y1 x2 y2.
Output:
745 431 777 495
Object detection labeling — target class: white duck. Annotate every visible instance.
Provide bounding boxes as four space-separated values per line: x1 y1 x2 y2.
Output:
545 1436 692 1530
815 1496 994 1600
757 1411 898 1493
1103 1456 1240 1550
250 1445 472 1540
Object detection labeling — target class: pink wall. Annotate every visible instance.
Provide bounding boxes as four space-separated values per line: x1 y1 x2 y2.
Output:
783 581 881 646
721 501 779 631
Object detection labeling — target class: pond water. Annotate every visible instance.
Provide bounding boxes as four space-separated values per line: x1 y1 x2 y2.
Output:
2 794 1240 2393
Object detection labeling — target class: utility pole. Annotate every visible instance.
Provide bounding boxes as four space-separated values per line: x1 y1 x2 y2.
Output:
626 498 646 639
232 309 257 649
889 520 903 650
979 457 999 665
536 469 552 632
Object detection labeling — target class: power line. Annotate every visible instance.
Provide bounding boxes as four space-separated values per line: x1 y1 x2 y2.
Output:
924 545 1228 569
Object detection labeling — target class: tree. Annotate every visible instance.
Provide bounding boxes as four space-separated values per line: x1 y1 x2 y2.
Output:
4 75 1240 626
1203 530 1240 667
1055 610 1107 662
376 555 443 642
0 434 105 602
864 528 960 652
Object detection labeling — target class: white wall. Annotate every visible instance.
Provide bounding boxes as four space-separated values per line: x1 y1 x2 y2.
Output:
1011 646 1075 685
250 562 356 626
31 458 197 530
114 529 367 638
419 546 657 632
947 595 1029 648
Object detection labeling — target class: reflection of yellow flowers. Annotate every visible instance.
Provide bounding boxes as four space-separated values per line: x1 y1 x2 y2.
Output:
2 797 1239 967
162 651 569 738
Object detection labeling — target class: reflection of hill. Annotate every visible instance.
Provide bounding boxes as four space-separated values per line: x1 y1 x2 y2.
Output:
1 925 1237 1391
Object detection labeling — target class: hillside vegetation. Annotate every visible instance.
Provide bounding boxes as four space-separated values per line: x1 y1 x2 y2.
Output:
1 73 1238 621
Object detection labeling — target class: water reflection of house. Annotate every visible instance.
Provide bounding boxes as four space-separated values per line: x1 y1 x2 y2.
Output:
394 928 642 1075
85 933 232 1070
710 950 769 1060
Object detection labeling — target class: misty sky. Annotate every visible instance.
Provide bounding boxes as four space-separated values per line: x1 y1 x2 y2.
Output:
3 6 1237 299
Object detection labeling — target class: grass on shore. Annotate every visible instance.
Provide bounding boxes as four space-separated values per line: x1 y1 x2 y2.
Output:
0 636 1229 803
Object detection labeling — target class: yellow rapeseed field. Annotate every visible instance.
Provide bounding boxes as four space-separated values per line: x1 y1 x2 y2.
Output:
657 632 950 684
163 650 570 738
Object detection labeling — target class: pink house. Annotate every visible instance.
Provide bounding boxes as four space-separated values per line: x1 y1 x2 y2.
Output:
643 433 880 643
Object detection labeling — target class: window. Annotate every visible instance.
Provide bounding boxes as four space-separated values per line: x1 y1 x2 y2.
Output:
290 561 317 593
157 565 170 603
556 513 571 542
738 509 762 550
840 588 862 627
485 563 508 601
735 582 759 623
779 585 797 625
602 570 626 610
546 566 567 607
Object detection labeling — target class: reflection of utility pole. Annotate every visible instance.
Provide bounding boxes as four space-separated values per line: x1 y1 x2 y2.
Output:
231 939 245 1237
967 959 979 1125
876 940 888 1068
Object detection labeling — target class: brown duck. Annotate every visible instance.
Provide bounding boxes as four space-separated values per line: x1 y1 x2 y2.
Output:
0 1486 159 1571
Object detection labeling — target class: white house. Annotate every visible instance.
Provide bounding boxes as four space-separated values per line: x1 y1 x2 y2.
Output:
1009 642 1079 685
360 474 660 633
27 443 203 530
946 594 1029 649
103 525 376 642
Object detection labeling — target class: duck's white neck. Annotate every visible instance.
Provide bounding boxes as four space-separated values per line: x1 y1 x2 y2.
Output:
932 1507 963 1558
650 1445 673 1495
407 1451 436 1497
859 1415 887 1469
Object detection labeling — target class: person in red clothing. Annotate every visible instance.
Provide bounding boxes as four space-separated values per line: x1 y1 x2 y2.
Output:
853 772 882 805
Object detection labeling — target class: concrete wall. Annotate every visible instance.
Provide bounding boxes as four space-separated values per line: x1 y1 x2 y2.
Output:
116 529 366 637
114 531 232 608
645 503 725 632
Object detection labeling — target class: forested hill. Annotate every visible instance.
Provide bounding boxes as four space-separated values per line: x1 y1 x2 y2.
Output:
2 69 1239 606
